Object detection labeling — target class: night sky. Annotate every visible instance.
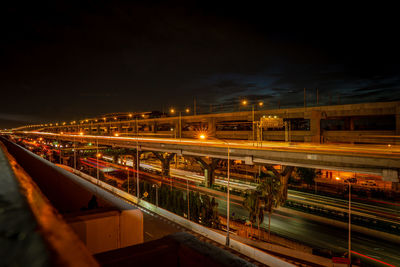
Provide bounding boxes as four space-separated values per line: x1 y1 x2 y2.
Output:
1 1 399 129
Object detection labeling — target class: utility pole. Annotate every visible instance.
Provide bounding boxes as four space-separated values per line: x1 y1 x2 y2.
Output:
316 88 319 105
252 105 255 146
194 97 197 116
96 139 99 183
136 139 139 199
73 136 76 169
179 112 182 140
348 182 352 265
226 145 230 246
187 179 190 220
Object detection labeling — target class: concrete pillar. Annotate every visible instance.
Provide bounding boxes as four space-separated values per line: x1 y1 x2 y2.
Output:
207 118 216 137
396 104 400 136
310 110 322 143
112 155 119 164
195 157 220 187
153 152 175 177
349 117 355 131
392 182 400 191
264 165 294 200
382 169 399 182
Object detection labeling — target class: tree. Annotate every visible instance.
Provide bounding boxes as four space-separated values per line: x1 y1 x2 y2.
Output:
258 174 281 240
243 189 260 238
243 171 282 241
263 166 293 205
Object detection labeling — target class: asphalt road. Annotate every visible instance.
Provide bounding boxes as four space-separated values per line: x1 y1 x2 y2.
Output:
216 198 400 267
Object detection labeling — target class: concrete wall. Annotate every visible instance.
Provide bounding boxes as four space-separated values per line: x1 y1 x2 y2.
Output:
67 209 144 254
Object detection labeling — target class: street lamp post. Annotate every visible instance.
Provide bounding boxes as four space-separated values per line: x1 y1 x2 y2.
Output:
187 179 190 220
73 135 76 169
126 167 130 194
170 108 190 140
226 142 230 246
152 184 159 206
136 135 140 199
241 100 260 146
199 134 231 246
347 180 352 265
96 139 99 183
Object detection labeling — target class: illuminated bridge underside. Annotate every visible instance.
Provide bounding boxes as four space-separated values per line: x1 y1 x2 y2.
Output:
21 132 400 181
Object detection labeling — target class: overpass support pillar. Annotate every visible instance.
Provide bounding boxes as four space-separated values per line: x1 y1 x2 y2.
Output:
207 118 216 137
195 157 220 187
112 155 119 164
310 110 322 143
382 169 399 182
153 152 175 177
396 104 400 139
264 165 294 200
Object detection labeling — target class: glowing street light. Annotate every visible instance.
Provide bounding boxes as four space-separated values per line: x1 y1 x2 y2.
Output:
185 108 190 113
79 132 84 136
241 100 255 145
114 133 119 137
170 108 175 114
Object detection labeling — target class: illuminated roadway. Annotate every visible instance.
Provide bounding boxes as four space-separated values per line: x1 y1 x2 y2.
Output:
119 158 400 224
17 131 400 179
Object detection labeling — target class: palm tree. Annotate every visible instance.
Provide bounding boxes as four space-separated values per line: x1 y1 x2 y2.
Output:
243 171 282 241
243 189 258 238
258 174 281 241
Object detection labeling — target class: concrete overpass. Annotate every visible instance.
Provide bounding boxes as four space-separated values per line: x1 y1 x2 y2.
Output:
16 101 400 145
16 131 400 183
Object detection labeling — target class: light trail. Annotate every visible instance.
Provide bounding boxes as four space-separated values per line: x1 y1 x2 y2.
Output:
24 131 400 159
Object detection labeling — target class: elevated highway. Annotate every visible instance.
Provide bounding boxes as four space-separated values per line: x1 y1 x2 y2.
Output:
15 101 400 145
17 131 400 182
